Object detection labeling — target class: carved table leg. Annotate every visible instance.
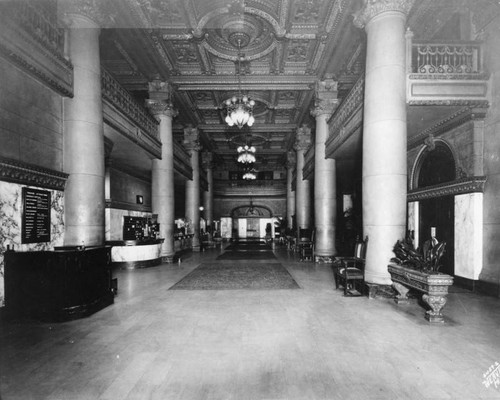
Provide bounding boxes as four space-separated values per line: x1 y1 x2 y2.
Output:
392 282 410 304
422 294 447 323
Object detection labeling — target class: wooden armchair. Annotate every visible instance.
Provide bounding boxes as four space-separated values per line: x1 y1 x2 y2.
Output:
333 236 368 296
297 228 314 261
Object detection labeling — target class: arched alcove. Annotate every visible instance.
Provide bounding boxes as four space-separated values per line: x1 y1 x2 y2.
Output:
414 140 456 276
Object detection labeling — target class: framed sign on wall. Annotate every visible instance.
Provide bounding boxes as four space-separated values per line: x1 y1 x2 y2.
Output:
21 187 51 244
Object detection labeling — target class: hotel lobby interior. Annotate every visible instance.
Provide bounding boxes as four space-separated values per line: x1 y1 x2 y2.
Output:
1 0 500 399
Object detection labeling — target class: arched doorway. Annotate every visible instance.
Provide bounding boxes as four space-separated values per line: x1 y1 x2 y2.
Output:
416 141 455 275
231 204 274 239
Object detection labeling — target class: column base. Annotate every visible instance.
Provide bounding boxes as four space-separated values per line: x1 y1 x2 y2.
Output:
192 245 201 252
161 255 175 263
365 283 396 299
314 255 335 264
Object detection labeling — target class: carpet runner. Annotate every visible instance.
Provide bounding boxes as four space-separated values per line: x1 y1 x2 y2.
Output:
169 262 300 290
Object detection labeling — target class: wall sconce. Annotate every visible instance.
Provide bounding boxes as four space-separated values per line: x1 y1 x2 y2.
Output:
136 195 144 204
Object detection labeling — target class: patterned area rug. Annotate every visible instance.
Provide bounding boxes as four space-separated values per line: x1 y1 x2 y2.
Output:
216 251 276 260
169 263 300 290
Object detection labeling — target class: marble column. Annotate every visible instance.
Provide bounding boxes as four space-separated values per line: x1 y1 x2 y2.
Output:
354 0 411 284
62 6 104 246
294 125 312 234
146 79 177 262
311 78 339 263
184 126 202 252
202 152 214 246
286 151 296 231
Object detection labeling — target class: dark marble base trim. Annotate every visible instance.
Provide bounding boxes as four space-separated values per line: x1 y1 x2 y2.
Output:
476 279 500 298
453 276 476 291
112 257 162 270
454 276 499 297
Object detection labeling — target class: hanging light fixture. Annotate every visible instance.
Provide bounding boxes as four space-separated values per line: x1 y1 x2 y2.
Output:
243 170 257 180
237 144 256 164
224 39 255 129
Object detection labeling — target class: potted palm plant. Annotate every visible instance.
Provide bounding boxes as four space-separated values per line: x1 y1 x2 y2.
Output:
388 237 454 323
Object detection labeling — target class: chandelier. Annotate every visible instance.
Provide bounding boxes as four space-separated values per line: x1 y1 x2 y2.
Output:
237 144 256 164
224 39 255 129
243 170 257 180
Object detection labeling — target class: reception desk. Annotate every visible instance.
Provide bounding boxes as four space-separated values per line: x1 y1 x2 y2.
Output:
106 238 164 269
4 246 114 322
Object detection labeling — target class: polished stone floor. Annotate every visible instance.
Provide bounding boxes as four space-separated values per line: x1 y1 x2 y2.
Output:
1 244 500 400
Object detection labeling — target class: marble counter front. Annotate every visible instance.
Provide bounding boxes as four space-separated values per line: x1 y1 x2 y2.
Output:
106 239 164 269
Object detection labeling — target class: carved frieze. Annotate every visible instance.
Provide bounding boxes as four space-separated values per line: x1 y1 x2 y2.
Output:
0 157 68 191
0 2 73 97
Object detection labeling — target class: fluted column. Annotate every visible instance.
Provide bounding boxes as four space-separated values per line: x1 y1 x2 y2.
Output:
354 0 411 284
184 126 202 252
311 77 339 263
286 151 296 231
146 79 177 262
62 4 104 246
294 125 312 234
202 152 215 246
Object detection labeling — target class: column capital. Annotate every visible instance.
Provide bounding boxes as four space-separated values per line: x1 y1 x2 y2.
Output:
286 151 296 169
311 77 339 118
145 100 178 119
146 77 178 119
202 152 215 169
294 125 312 152
59 0 107 28
353 0 414 29
184 125 202 152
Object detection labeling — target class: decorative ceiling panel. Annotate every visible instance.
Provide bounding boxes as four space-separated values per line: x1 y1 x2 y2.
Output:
99 0 363 170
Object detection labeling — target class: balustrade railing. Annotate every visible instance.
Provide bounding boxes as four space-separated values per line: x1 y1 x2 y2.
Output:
410 41 483 76
101 68 159 141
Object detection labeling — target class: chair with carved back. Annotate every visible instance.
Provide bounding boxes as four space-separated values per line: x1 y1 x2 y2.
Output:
333 236 368 296
298 228 315 261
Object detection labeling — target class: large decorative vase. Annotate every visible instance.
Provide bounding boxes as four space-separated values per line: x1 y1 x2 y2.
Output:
387 263 454 323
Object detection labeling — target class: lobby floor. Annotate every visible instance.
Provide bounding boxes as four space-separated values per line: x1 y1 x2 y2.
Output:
1 244 500 400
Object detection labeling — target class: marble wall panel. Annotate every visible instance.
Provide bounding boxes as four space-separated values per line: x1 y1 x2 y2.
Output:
106 208 152 240
455 193 483 280
0 181 64 307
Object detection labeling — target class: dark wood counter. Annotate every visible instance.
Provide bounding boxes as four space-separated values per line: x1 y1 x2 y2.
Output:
4 246 114 322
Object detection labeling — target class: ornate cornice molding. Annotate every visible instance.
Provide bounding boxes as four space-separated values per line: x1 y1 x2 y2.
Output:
0 157 68 191
407 99 489 107
105 199 151 213
407 176 487 202
408 105 489 149
408 73 490 81
353 0 414 29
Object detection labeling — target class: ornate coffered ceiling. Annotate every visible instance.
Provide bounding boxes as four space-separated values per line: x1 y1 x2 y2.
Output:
98 0 364 170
